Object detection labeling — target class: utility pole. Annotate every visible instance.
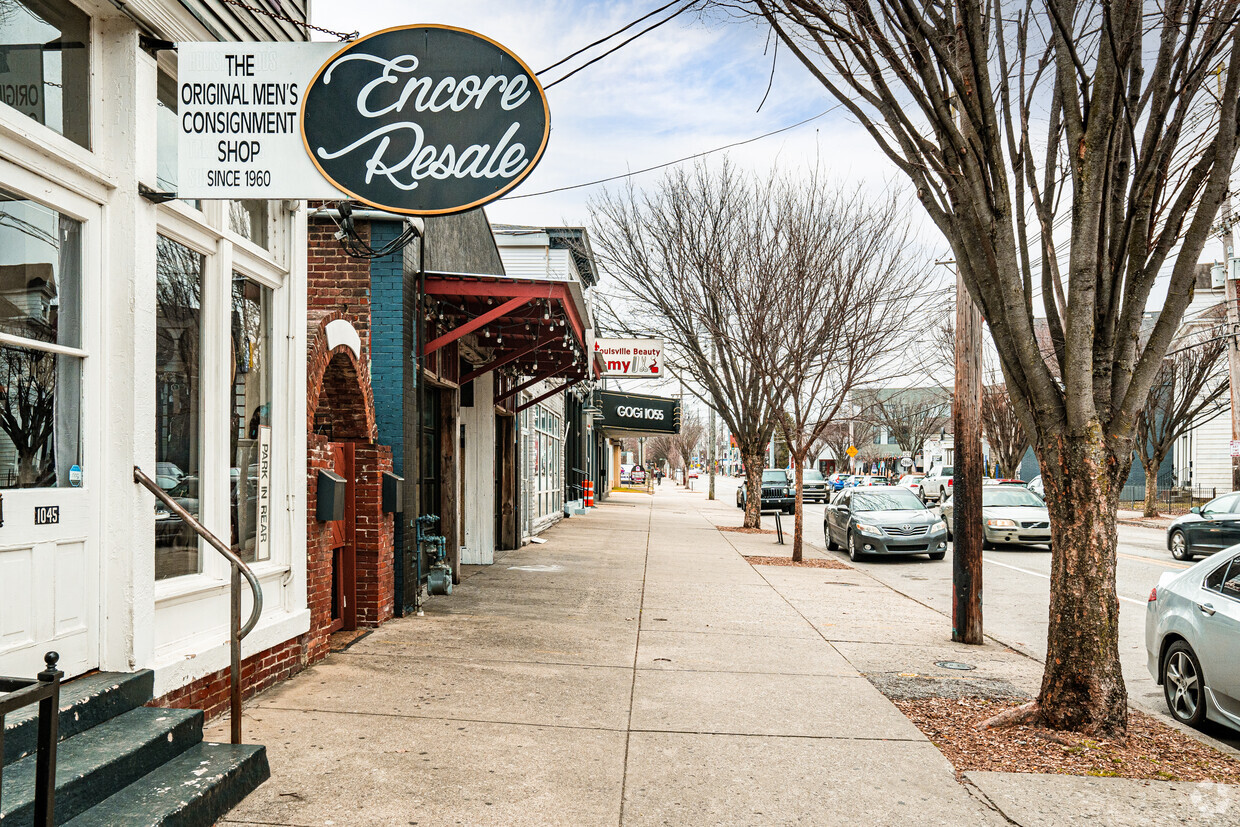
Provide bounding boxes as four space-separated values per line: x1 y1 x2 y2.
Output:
1222 208 1240 491
1214 64 1240 492
951 263 984 645
708 342 717 500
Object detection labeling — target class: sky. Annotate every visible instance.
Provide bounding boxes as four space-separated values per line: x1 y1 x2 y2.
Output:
309 1 911 229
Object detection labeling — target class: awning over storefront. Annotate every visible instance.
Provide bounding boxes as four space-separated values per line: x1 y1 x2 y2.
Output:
419 270 599 409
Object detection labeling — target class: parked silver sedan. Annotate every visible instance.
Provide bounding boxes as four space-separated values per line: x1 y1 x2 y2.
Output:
1146 547 1240 732
940 485 1052 548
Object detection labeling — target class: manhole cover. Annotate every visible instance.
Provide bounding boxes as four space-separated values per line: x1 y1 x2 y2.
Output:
935 661 976 671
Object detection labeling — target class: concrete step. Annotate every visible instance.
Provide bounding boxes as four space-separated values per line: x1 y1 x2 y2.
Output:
3 670 155 766
61 742 270 827
0 706 201 824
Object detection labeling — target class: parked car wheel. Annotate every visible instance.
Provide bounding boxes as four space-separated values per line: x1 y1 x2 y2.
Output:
1162 640 1207 727
1169 530 1191 561
848 531 865 562
825 524 838 551
736 490 744 509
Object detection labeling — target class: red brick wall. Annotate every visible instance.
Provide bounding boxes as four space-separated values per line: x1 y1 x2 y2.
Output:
152 636 307 723
354 443 395 626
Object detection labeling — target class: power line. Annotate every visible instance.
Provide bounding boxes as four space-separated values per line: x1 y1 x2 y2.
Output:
504 105 842 200
541 1 702 90
537 0 687 76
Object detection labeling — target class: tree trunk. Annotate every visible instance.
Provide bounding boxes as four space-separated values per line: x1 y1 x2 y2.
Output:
741 446 764 529
1005 429 1129 738
1142 461 1159 518
792 458 804 562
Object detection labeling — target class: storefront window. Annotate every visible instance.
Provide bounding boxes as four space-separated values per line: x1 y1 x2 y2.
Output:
0 0 91 148
231 275 271 563
0 187 82 488
155 235 202 579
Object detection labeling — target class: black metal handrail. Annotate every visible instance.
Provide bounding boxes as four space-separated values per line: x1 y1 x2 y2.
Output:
134 466 263 744
0 651 63 825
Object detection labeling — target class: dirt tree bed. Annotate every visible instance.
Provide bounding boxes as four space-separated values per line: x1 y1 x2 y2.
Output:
894 695 1240 785
743 555 852 570
720 526 776 535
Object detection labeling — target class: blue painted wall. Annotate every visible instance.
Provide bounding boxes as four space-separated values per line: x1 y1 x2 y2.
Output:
370 220 406 474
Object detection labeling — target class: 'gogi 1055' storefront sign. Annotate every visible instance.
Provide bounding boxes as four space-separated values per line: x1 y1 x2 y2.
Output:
177 26 550 215
598 391 681 435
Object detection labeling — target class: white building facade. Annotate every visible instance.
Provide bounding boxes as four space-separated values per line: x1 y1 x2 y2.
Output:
0 0 309 703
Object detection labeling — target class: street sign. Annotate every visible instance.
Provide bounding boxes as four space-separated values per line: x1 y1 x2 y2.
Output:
900 457 913 468
846 445 858 458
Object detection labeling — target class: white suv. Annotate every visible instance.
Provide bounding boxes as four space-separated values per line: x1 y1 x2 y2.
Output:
920 466 954 503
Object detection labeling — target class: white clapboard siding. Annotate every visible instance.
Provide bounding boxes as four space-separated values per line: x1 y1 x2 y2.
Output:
460 373 496 564
496 247 580 283
1190 407 1233 494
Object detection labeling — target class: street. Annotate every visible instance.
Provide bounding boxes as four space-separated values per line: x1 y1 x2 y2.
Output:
708 474 1240 750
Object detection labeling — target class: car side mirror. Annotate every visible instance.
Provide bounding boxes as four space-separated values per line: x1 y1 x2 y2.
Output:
1190 506 1201 515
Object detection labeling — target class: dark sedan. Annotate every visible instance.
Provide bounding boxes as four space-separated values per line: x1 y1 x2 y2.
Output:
824 486 948 562
1167 491 1240 561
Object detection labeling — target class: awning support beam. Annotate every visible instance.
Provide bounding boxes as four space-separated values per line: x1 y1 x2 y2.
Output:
460 334 556 385
420 296 529 356
516 377 584 413
494 363 573 403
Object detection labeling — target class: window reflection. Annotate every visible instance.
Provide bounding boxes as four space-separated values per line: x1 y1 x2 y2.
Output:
155 236 202 579
156 69 199 209
0 187 82 488
231 275 271 563
0 0 90 148
228 200 269 249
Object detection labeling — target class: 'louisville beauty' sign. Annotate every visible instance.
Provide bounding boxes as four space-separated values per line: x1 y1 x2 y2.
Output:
301 25 551 215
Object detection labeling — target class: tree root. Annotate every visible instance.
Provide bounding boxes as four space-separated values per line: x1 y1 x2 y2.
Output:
978 700 1043 731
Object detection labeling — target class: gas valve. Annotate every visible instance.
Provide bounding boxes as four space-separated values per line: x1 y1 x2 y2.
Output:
416 514 452 596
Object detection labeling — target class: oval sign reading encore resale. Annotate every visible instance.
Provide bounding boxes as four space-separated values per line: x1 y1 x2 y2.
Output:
301 25 550 215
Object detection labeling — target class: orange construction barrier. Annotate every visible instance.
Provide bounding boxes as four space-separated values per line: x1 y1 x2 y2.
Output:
585 480 594 507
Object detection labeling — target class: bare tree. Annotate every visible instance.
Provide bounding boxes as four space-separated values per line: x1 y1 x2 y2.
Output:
982 385 1031 478
755 183 921 560
645 434 676 470
857 388 950 471
820 418 875 474
749 0 1240 736
669 410 705 480
591 162 786 527
1135 314 1230 516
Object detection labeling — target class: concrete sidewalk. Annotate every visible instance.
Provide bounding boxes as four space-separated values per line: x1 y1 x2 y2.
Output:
210 486 1239 826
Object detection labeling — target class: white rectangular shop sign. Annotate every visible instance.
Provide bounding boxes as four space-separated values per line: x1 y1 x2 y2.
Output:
594 338 663 378
177 42 341 199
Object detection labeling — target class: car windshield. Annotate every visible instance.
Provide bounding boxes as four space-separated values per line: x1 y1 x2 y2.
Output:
853 489 925 512
762 470 788 483
982 487 1044 507
803 470 824 481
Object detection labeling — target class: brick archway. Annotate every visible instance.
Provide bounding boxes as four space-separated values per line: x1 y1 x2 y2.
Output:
307 314 376 442
306 314 393 661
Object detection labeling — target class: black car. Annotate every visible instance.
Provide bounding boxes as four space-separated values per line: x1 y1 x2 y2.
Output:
1167 491 1240 561
824 485 948 561
737 469 796 514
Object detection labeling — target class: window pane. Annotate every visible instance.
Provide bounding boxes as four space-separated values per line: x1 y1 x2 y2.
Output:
0 187 81 347
155 70 199 210
228 200 269 249
231 276 271 563
0 344 78 487
155 236 203 580
0 0 90 147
